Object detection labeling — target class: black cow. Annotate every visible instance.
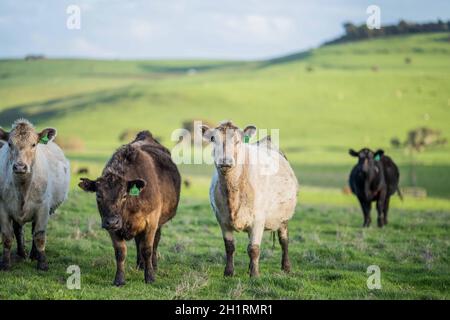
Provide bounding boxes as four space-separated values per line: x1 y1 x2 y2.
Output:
349 148 402 227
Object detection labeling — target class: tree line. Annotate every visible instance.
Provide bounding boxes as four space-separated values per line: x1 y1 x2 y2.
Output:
325 19 450 45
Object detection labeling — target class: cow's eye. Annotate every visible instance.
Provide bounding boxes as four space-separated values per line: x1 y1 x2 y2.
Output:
32 143 36 148
210 136 215 142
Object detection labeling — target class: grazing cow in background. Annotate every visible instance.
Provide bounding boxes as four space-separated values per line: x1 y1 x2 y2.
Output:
349 148 402 227
79 131 181 286
202 121 299 277
0 119 70 270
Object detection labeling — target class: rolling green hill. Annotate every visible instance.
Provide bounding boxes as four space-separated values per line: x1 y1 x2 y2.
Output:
1 32 449 201
0 33 449 299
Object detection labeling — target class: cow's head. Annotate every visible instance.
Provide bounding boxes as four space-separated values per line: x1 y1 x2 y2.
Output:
0 119 56 176
78 174 146 231
349 148 384 173
201 121 256 171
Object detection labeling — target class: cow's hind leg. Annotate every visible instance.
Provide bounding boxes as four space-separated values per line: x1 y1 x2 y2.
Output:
247 222 264 277
383 197 391 226
152 228 161 271
0 217 14 271
221 227 235 277
13 221 26 260
110 233 127 286
278 223 291 273
33 213 49 271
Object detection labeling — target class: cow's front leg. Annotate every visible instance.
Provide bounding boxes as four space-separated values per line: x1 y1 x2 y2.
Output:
13 221 27 260
221 227 235 277
358 198 372 227
141 222 158 284
29 221 39 261
110 232 127 286
247 222 264 278
33 211 49 271
278 223 291 273
134 234 144 270
376 192 387 228
0 216 14 271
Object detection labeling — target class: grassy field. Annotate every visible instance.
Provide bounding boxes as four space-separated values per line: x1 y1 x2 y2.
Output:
0 33 449 299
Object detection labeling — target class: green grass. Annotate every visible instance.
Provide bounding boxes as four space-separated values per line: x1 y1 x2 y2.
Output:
1 190 449 299
0 33 450 299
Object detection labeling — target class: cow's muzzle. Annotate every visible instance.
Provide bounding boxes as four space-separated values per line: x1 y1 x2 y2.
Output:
217 158 235 170
13 162 29 175
102 216 123 231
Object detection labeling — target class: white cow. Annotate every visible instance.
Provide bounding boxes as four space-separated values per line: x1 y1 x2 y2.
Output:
202 121 299 277
0 119 70 271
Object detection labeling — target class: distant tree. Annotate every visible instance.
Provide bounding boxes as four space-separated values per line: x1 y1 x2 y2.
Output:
393 128 447 186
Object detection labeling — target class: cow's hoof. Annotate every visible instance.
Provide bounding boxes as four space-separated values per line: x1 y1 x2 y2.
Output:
224 268 234 277
136 262 145 270
282 264 291 274
249 270 260 278
37 261 49 271
113 278 126 287
0 262 11 271
29 250 39 261
16 250 27 261
145 274 155 284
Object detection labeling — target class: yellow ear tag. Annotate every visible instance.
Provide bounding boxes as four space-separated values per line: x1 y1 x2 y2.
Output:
39 134 49 144
129 184 140 196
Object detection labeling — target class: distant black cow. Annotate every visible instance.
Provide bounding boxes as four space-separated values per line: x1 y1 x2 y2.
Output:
349 148 402 227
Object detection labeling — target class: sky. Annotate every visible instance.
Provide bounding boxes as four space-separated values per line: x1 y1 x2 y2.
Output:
0 0 449 60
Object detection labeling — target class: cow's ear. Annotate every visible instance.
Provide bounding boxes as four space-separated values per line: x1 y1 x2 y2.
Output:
38 128 57 144
0 127 9 142
201 125 213 142
127 179 146 196
78 178 97 193
243 125 257 139
349 149 359 157
374 149 384 160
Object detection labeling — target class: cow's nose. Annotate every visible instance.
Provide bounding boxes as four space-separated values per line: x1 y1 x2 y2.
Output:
218 158 234 168
102 216 122 230
13 162 28 174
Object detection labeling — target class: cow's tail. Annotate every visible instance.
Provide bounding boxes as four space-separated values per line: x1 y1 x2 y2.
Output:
397 186 404 201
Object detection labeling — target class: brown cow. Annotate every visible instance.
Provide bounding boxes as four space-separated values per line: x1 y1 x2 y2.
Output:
78 131 181 286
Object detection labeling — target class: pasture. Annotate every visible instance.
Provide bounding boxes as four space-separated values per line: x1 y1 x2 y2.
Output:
0 33 449 299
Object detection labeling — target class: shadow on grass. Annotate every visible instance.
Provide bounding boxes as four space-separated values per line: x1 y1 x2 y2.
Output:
0 86 141 127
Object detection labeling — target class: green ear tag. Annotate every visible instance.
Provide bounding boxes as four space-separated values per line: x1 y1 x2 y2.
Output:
244 135 250 143
129 184 140 196
374 154 381 161
40 134 49 145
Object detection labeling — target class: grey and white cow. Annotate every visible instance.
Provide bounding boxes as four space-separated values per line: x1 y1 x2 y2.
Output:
0 119 70 270
202 121 299 277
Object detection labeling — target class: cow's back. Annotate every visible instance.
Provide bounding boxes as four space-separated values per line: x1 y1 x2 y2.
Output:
139 144 181 223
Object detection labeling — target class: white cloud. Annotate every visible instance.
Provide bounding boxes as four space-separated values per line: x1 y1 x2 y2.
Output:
220 14 295 42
